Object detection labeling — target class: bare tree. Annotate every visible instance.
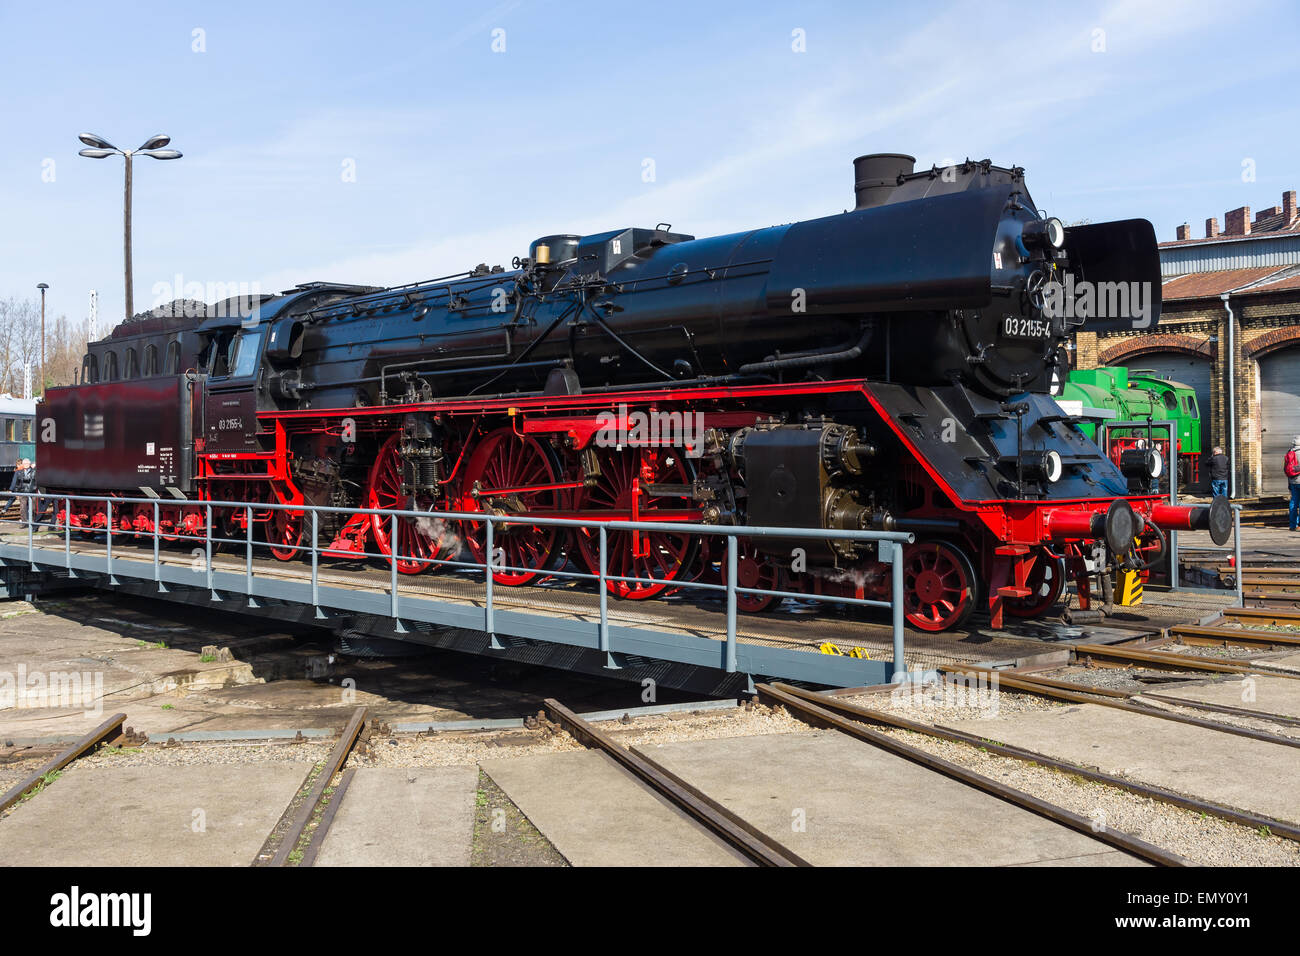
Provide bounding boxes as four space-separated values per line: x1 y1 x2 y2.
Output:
0 297 89 395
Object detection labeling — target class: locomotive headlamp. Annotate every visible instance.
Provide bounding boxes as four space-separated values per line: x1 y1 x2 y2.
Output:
1020 449 1063 483
1022 217 1066 250
1119 446 1163 481
1042 449 1063 482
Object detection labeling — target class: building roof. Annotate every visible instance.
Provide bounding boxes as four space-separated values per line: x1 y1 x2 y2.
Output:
1159 221 1300 248
1163 265 1300 301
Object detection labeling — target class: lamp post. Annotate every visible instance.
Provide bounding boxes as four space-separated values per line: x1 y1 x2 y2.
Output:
77 133 182 321
36 282 48 393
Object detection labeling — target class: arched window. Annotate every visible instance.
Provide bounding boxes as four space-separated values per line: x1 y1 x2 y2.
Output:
144 344 159 376
104 352 119 382
165 341 181 374
83 354 99 384
125 348 140 379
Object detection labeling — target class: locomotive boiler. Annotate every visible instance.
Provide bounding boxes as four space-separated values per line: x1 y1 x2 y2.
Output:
39 153 1230 631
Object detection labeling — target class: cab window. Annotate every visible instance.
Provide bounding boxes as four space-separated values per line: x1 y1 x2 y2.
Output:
200 332 233 376
230 330 263 377
203 329 263 378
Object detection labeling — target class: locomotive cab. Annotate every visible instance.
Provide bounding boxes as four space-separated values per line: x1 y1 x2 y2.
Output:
197 318 267 455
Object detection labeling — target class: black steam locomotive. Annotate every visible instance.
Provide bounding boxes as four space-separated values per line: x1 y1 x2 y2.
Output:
40 153 1227 631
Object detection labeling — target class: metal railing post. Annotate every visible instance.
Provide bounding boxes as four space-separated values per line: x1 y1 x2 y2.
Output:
105 499 113 581
64 496 71 570
725 534 737 673
890 541 905 682
153 500 161 587
311 509 320 614
390 512 399 619
598 525 611 667
205 503 215 598
1166 446 1179 590
1233 504 1243 608
484 518 495 639
26 496 33 565
245 505 254 600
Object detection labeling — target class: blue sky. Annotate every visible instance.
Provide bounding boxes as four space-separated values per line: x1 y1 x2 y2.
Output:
1 0 1297 326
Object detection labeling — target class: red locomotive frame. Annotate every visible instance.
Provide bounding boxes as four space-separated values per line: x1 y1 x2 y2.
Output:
55 376 1204 633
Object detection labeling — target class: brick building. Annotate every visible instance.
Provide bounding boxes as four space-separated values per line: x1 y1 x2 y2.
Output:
1073 188 1300 497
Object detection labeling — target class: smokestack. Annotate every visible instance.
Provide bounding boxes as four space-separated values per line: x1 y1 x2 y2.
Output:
853 153 916 210
1205 217 1219 238
1176 223 1191 241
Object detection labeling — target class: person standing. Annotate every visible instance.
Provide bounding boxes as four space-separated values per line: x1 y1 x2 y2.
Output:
1 458 36 519
1287 437 1300 531
1208 446 1229 499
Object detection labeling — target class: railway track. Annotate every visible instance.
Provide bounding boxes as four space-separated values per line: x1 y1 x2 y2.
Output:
936 664 1300 748
3 689 1291 867
543 693 1189 866
256 706 369 867
753 683 1188 865
542 698 810 866
0 714 128 814
1068 642 1300 680
1167 622 1300 651
1223 606 1300 627
760 681 1300 846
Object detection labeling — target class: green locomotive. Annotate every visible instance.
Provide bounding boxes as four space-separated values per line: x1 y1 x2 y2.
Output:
1061 366 1204 487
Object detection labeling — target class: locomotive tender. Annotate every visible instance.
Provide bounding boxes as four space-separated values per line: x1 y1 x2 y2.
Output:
40 153 1230 631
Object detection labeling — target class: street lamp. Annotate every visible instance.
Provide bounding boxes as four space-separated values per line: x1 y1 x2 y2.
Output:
77 133 183 321
36 283 48 392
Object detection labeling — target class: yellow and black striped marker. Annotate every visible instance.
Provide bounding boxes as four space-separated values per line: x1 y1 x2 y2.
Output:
1113 568 1144 607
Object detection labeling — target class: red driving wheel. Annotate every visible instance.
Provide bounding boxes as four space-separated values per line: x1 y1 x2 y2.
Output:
720 544 781 612
903 540 977 632
573 448 699 600
459 428 565 586
367 433 454 574
1004 550 1066 618
267 506 303 561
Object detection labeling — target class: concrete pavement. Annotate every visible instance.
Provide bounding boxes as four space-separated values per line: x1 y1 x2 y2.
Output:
0 763 310 866
315 767 478 866
640 730 1140 866
482 749 748 866
1149 674 1300 719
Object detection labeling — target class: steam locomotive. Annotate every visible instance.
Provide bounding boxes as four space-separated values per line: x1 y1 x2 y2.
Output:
39 153 1230 631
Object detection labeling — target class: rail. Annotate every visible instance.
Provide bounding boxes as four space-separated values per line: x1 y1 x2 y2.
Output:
0 492 915 689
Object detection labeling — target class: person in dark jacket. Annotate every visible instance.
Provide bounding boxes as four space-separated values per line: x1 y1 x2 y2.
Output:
1208 446 1229 499
1 458 36 519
